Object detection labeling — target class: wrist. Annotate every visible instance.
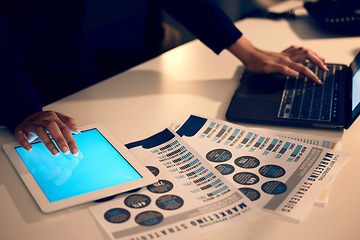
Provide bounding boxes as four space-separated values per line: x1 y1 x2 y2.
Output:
227 36 257 64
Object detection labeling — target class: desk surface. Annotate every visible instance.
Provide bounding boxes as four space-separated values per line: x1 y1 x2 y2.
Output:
1 1 360 240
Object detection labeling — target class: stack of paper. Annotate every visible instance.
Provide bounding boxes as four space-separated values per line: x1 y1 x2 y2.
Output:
89 114 347 240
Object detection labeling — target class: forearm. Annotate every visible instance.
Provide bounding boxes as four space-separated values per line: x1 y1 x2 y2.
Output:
227 36 257 65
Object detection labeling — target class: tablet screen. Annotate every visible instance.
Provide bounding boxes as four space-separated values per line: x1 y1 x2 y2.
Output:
15 128 142 203
351 52 360 119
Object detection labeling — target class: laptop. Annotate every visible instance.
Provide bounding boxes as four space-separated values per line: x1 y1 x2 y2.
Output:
226 51 360 129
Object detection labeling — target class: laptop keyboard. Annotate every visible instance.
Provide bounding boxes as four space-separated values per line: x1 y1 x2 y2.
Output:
278 62 341 122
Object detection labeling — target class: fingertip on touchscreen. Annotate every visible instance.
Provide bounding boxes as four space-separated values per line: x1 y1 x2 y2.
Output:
71 128 81 135
72 148 79 157
26 145 33 152
52 149 60 156
62 146 70 155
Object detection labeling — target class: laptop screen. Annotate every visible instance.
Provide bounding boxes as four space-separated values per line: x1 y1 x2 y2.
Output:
351 52 360 119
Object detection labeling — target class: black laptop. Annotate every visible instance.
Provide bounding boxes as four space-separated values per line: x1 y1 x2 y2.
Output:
226 52 360 129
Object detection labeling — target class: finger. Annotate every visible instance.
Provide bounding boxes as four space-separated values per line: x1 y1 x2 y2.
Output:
281 45 300 54
56 113 79 155
282 46 313 58
287 62 323 84
44 120 70 154
14 130 32 151
35 126 60 156
265 63 299 77
284 48 328 72
304 54 328 72
57 113 80 134
59 122 79 156
289 52 327 70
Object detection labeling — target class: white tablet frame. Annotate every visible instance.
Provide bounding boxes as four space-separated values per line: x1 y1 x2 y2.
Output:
3 123 157 213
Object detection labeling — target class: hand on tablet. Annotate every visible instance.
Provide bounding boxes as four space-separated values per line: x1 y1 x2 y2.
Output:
14 111 80 156
227 37 328 84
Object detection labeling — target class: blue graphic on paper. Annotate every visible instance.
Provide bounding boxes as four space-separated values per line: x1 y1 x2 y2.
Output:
104 208 131 224
206 149 232 163
155 195 184 211
215 164 235 175
135 211 164 226
234 156 260 169
261 181 287 195
259 165 286 178
233 172 259 185
239 188 261 201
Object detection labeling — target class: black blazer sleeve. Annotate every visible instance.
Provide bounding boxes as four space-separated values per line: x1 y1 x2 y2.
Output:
0 10 42 133
159 0 242 54
0 0 242 133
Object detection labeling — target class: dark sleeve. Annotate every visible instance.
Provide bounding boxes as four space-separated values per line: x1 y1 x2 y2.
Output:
159 0 242 54
0 9 42 133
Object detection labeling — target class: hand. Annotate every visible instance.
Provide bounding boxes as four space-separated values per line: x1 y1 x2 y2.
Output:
14 111 79 156
227 37 328 84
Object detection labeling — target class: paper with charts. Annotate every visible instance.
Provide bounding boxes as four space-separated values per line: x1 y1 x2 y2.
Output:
175 115 347 221
89 128 259 240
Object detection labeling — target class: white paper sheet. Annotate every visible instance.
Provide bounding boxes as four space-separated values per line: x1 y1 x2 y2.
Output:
89 128 259 240
175 115 347 222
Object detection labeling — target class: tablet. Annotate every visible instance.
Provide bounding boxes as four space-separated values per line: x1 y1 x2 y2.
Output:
3 123 157 213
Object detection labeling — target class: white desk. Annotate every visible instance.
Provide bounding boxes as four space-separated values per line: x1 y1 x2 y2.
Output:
1 1 360 239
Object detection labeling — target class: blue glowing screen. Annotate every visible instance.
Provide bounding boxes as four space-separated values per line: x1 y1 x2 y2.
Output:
15 129 142 202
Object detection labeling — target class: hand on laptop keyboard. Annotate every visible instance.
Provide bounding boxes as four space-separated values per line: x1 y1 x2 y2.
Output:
227 37 328 85
281 45 329 84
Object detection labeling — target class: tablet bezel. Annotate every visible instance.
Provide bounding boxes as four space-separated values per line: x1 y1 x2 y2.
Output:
3 123 157 213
